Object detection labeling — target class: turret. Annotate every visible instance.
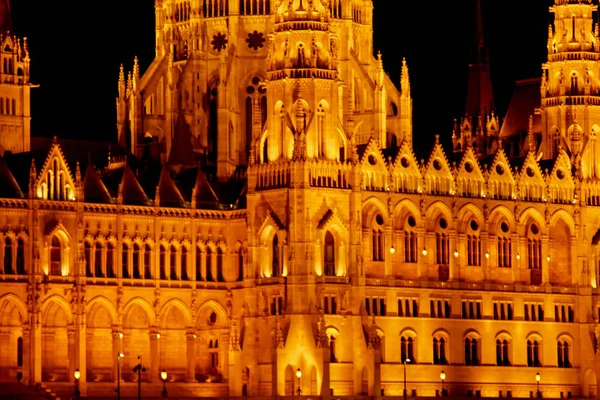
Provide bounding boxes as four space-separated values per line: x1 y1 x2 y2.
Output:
400 57 413 146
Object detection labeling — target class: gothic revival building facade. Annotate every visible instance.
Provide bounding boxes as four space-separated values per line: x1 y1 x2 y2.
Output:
1 0 600 398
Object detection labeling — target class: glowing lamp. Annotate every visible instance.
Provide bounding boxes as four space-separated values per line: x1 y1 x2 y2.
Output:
454 250 459 258
390 246 396 254
161 370 168 381
422 249 428 256
440 371 446 381
485 252 490 259
74 369 81 380
536 372 541 382
118 353 124 358
296 368 302 379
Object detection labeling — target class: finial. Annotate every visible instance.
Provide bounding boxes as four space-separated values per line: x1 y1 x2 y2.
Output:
435 134 440 144
52 136 58 144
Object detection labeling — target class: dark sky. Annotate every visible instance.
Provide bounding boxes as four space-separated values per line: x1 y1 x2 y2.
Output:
11 0 551 152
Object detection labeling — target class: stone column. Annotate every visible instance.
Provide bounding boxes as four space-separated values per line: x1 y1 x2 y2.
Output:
320 346 331 397
149 332 160 382
373 347 381 398
449 230 458 281
31 317 42 383
67 328 76 381
542 235 550 284
22 327 30 384
76 317 87 395
186 332 196 382
417 228 426 279
112 330 122 382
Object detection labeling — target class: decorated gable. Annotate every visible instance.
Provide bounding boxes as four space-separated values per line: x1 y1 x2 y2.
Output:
392 140 421 193
36 139 76 201
424 136 454 195
360 138 390 191
517 151 546 202
547 150 575 204
455 147 485 197
487 148 515 200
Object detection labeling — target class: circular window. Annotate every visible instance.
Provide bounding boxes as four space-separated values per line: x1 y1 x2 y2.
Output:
501 222 509 233
557 169 565 180
433 159 442 171
465 162 473 173
252 76 261 85
526 166 535 178
530 223 539 235
368 154 377 166
246 86 255 95
496 164 505 175
208 311 217 325
401 156 410 168
375 214 384 225
439 218 448 229
470 220 479 231
407 216 416 227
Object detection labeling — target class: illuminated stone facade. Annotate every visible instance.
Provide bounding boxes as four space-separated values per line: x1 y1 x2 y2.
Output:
1 0 600 398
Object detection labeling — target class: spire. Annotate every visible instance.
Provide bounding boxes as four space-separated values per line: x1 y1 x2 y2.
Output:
473 0 487 64
401 57 411 96
0 0 12 35
118 64 126 99
133 56 140 91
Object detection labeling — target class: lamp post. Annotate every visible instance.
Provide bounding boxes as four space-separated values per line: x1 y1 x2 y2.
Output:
73 369 81 400
296 368 302 396
536 372 541 398
116 353 124 400
403 358 411 400
161 369 168 398
132 356 146 400
440 370 446 397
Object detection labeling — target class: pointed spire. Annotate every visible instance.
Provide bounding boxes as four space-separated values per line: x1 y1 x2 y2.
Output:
527 115 537 153
474 0 486 62
0 0 13 35
118 64 126 99
401 57 411 96
75 161 82 185
133 56 140 91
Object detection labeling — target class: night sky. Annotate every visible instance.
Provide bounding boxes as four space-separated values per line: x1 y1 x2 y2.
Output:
11 0 550 152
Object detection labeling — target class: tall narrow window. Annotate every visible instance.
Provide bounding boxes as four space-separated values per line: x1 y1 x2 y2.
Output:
557 340 571 368
160 245 167 280
84 242 92 277
436 218 449 264
144 244 152 279
106 242 114 278
209 339 219 371
465 338 479 366
216 248 224 282
497 221 511 268
133 243 141 279
237 248 244 281
181 246 188 280
196 247 204 281
324 232 335 276
206 247 214 281
122 243 129 278
4 237 13 274
467 220 481 266
95 242 103 277
404 215 417 263
272 234 280 277
17 337 23 367
372 214 384 261
527 340 541 367
317 104 325 157
170 245 178 280
432 337 447 365
527 223 542 270
329 336 337 362
16 238 25 275
496 339 510 366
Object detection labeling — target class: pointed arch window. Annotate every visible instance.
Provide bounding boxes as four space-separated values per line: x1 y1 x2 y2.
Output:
527 339 541 367
181 246 189 280
94 242 103 277
404 215 418 263
160 245 167 280
206 247 214 282
400 336 415 363
50 236 62 276
436 218 450 265
571 73 578 95
557 339 571 368
272 234 281 277
106 242 114 278
433 336 448 365
133 243 141 279
464 337 480 366
497 221 512 268
527 223 542 270
372 214 385 262
144 244 152 279
121 243 129 278
209 339 219 371
317 104 326 158
329 335 337 362
467 220 481 266
196 247 204 281
216 248 224 282
84 241 92 277
4 237 13 274
237 248 244 281
16 238 25 275
324 231 335 276
170 245 178 280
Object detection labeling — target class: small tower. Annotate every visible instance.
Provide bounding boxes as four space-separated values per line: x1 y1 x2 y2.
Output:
0 0 34 155
452 0 499 157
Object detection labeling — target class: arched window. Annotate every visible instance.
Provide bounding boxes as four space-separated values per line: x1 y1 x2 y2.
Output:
196 247 204 281
557 339 571 368
272 234 281 277
467 219 481 266
4 237 13 274
527 222 542 270
237 248 244 281
464 337 480 366
497 220 511 268
144 244 152 279
16 238 25 275
106 242 114 278
160 245 167 280
404 215 418 263
133 243 141 279
94 242 103 277
209 339 219 371
324 231 335 276
329 335 337 362
122 243 130 278
400 336 415 363
17 336 23 367
527 339 541 367
316 103 326 158
206 247 214 281
84 241 92 277
181 246 188 280
436 218 450 265
433 336 448 365
372 214 384 261
170 245 178 280
571 73 578 95
496 338 511 366
216 248 224 282
245 77 267 164
50 236 62 275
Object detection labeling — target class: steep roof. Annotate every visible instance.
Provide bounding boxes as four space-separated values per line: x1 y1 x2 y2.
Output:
499 78 542 138
0 156 24 198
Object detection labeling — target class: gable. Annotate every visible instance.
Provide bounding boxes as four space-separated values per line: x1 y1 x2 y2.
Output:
547 151 575 204
360 138 389 191
424 139 453 195
487 149 516 199
391 141 421 193
455 148 485 197
35 141 76 201
517 152 546 201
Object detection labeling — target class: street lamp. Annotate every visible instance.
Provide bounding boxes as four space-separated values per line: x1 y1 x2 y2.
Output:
440 370 446 396
296 368 302 396
73 369 81 399
133 356 146 400
116 353 124 400
536 372 541 398
403 358 411 400
161 369 168 398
